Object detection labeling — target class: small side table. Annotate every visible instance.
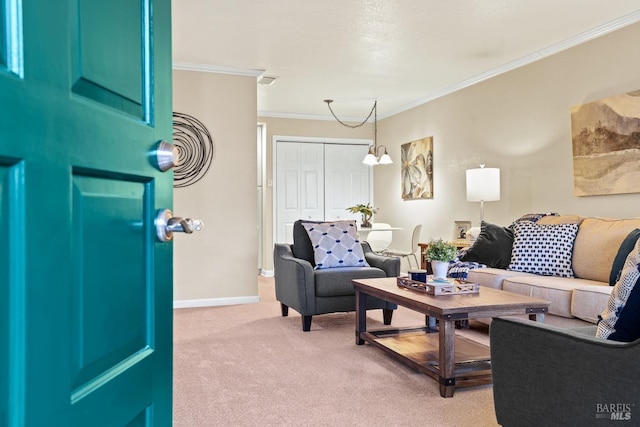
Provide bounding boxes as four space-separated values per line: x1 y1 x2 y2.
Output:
418 239 473 272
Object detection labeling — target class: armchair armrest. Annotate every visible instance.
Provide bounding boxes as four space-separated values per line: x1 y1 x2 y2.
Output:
273 243 316 314
361 242 400 277
490 317 639 426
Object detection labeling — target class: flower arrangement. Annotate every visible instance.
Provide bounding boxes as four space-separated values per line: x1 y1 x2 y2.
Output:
424 239 457 262
346 203 377 228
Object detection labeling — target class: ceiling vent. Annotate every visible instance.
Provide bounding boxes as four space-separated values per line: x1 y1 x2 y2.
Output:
258 76 277 85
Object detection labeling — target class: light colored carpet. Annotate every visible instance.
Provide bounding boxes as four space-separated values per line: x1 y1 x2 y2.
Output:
173 276 500 426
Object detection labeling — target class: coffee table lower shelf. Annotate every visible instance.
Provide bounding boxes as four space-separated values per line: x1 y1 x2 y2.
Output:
359 327 492 389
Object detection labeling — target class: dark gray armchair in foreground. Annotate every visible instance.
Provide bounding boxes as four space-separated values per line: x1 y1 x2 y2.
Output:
490 317 640 426
274 221 400 331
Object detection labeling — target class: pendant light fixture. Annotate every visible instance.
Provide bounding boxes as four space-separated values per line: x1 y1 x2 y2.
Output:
323 99 392 165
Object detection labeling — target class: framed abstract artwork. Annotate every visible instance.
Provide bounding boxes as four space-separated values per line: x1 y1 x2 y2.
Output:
401 137 433 200
571 90 640 196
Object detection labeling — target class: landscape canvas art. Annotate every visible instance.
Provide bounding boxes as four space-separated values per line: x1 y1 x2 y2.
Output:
401 137 433 200
571 90 640 196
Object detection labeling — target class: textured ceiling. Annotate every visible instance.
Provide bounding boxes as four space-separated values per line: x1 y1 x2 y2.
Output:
172 1 640 119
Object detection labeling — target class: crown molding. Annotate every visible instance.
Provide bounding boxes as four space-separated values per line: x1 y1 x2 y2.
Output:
258 110 368 122
382 10 640 119
173 62 265 77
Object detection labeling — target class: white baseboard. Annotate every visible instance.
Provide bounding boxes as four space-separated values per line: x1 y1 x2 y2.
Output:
261 269 274 277
173 295 259 309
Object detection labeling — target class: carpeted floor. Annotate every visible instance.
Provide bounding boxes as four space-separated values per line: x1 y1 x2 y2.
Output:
173 276 500 426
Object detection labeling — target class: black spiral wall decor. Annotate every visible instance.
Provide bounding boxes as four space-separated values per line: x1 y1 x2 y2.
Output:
172 112 215 188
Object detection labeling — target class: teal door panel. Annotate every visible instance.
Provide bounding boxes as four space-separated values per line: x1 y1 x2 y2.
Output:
70 174 149 390
71 0 147 118
0 0 173 425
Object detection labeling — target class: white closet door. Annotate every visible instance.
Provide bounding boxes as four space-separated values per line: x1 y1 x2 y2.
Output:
324 144 371 222
275 142 324 243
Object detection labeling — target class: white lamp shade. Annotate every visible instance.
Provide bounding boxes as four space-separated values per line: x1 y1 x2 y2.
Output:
378 153 393 164
362 153 378 165
466 167 500 202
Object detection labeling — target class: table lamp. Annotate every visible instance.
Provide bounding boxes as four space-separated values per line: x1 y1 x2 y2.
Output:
466 165 500 224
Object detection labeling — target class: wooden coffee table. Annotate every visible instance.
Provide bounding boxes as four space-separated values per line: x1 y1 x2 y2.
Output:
353 277 549 397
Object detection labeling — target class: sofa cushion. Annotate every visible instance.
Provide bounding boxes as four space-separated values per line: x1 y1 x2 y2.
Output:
572 217 640 282
571 285 613 323
596 238 640 342
460 221 513 269
508 222 579 278
468 268 539 290
502 276 578 318
302 221 369 269
609 229 640 286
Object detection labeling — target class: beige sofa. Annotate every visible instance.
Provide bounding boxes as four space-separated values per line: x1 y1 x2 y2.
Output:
467 215 640 324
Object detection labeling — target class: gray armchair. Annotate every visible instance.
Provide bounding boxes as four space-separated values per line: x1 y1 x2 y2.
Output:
490 317 640 426
274 220 400 331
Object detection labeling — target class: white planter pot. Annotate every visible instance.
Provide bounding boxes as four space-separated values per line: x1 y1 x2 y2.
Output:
431 261 450 279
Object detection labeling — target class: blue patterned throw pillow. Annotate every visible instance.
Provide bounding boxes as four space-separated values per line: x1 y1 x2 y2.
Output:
302 221 369 269
513 212 560 223
609 229 640 286
597 238 640 342
508 221 579 278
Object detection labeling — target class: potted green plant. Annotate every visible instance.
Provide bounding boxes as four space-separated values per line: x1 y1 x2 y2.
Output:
424 239 457 279
346 203 377 228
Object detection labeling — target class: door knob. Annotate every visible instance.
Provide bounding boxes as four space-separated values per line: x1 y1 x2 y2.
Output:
155 209 203 242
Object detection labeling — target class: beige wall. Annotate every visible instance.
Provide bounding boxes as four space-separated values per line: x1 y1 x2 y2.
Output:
374 21 640 253
173 22 640 298
261 22 640 273
173 70 258 306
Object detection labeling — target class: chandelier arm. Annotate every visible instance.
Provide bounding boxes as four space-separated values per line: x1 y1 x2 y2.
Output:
325 100 376 129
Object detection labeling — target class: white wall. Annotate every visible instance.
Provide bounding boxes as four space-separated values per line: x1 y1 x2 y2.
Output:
173 70 258 307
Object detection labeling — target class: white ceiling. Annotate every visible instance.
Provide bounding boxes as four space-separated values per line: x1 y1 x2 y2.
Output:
172 1 640 120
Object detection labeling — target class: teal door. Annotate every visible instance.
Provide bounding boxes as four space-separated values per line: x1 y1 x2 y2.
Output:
0 0 173 425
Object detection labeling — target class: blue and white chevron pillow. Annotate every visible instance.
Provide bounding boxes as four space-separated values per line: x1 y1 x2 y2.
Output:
302 221 369 269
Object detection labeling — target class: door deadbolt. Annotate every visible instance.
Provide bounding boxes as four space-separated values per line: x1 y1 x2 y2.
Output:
155 209 203 242
153 140 179 172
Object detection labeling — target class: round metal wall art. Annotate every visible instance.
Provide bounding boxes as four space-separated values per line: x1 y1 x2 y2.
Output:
172 112 214 188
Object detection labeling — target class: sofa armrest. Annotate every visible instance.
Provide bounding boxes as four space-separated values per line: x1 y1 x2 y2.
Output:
273 243 316 314
361 242 400 277
490 317 639 426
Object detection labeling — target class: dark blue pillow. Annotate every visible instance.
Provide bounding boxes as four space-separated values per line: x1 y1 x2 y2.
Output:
609 229 640 286
609 274 640 342
597 240 640 342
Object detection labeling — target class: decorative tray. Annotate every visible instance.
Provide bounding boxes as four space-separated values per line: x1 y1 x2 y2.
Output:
397 276 479 296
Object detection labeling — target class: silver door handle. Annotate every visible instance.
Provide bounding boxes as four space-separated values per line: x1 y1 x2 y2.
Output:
155 209 203 242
